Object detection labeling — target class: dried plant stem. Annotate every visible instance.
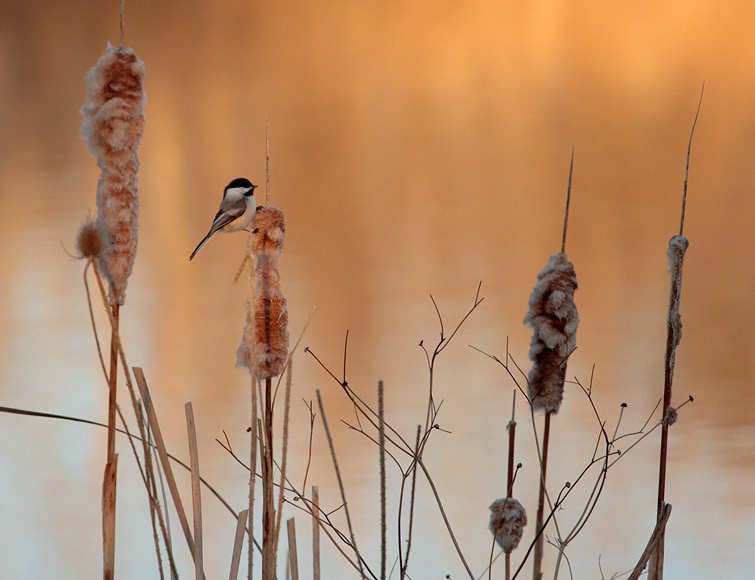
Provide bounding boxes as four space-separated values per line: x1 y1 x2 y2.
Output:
532 411 552 580
248 375 259 580
630 504 672 580
650 95 699 577
378 380 387 580
186 403 204 580
274 361 294 558
262 377 276 579
316 389 367 579
505 391 517 580
312 486 321 580
103 303 119 579
103 453 117 580
134 370 199 568
286 518 300 580
230 509 249 580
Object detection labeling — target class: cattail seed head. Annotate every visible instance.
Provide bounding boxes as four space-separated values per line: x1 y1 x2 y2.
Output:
237 206 289 380
523 252 579 413
488 497 527 553
80 44 145 305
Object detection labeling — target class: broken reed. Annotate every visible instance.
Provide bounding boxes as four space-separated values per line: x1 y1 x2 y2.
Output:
237 205 289 578
79 42 145 579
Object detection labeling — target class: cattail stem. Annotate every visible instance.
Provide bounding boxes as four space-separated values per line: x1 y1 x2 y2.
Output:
532 411 551 580
505 390 517 580
103 303 119 579
262 377 275 579
106 304 119 461
378 380 387 580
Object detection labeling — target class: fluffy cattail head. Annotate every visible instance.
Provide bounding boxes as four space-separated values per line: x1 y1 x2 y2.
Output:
237 206 289 380
523 252 579 413
80 44 145 305
489 497 527 553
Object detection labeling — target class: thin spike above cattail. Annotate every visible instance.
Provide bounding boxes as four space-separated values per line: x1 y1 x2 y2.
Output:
80 44 145 305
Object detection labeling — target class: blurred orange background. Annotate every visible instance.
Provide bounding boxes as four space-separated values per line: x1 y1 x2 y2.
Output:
0 1 753 578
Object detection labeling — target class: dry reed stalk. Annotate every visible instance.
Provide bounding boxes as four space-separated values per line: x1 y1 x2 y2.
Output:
185 403 205 580
649 90 701 580
316 389 367 579
230 509 249 580
134 369 199 565
311 486 321 580
505 391 518 580
102 454 118 580
286 518 300 580
378 380 387 580
274 359 295 563
247 344 258 579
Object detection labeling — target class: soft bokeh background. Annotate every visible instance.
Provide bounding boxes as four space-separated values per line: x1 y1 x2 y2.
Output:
1 1 753 578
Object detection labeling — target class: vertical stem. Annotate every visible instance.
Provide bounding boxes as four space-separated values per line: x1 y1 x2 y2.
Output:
286 518 299 580
505 390 517 580
107 303 119 461
532 411 552 580
378 380 387 580
248 376 258 580
185 403 204 580
312 486 321 580
103 302 119 580
263 377 275 579
103 454 118 580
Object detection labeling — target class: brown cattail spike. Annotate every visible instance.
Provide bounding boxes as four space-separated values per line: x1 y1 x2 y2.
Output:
80 44 145 305
237 206 289 380
524 252 579 413
489 497 528 553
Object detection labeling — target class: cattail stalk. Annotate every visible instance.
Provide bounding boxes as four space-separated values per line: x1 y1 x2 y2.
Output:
80 42 145 580
237 205 289 579
649 89 701 580
524 156 579 579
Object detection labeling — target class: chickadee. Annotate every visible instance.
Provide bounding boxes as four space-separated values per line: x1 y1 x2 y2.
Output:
189 177 258 261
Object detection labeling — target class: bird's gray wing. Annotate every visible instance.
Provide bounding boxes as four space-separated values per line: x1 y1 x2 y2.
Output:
208 197 247 234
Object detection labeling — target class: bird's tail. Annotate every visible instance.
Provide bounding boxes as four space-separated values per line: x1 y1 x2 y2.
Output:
189 232 213 261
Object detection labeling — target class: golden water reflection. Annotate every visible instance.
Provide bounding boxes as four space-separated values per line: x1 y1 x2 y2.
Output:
0 1 753 578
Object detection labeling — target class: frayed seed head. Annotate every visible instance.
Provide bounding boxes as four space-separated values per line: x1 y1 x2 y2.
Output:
524 252 579 413
665 406 678 426
76 218 109 259
488 497 527 553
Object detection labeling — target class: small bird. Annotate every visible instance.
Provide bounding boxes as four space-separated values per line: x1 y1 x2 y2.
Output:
189 177 258 261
